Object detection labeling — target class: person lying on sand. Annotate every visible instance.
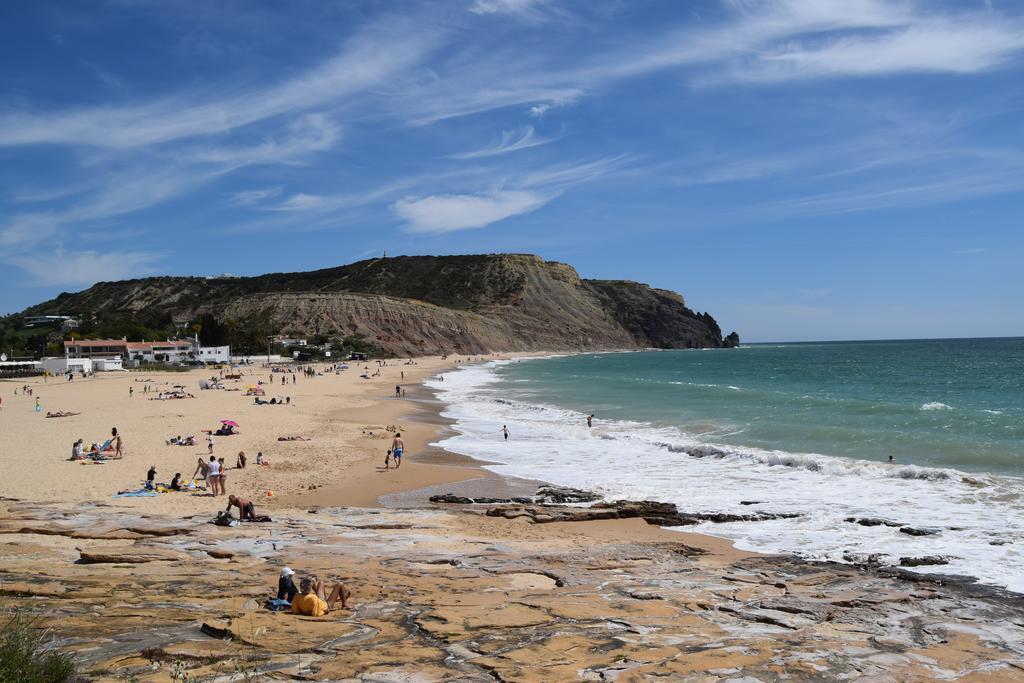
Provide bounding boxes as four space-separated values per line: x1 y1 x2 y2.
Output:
291 576 351 616
46 411 80 418
225 494 256 521
277 435 308 441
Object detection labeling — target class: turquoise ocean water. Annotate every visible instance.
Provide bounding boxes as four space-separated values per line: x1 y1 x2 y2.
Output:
428 338 1024 591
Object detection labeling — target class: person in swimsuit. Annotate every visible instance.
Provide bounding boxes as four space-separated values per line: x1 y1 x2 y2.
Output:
207 456 221 496
191 457 209 485
112 428 123 457
587 414 594 428
390 433 404 468
218 457 228 492
226 494 256 521
501 425 509 441
170 473 182 491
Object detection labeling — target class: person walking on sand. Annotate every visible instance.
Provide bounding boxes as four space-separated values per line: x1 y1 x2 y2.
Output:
391 433 404 468
501 425 509 441
383 449 392 470
395 384 401 399
112 428 123 457
35 397 41 413
207 433 214 454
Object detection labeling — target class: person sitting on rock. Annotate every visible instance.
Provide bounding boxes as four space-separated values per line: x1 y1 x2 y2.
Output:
277 566 298 603
291 576 351 616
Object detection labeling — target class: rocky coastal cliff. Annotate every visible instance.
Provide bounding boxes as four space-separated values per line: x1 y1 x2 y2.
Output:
21 254 738 355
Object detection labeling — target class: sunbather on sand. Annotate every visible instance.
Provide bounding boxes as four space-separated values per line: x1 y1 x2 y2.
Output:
277 435 309 441
46 411 79 418
291 575 351 616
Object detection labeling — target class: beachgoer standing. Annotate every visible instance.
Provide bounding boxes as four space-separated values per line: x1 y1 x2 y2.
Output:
112 428 123 457
502 425 509 441
218 457 228 492
35 397 41 413
207 456 221 495
391 433 404 468
207 434 214 454
129 386 133 397
145 466 157 491
395 385 401 398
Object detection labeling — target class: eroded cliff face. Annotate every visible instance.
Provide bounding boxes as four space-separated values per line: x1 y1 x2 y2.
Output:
23 254 737 354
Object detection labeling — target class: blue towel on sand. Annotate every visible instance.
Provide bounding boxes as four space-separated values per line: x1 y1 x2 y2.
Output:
114 490 157 498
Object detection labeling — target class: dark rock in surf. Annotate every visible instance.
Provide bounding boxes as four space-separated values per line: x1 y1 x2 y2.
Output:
899 526 942 537
899 556 950 567
845 517 903 528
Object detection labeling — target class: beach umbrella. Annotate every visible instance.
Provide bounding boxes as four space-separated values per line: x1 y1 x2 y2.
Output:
221 419 239 427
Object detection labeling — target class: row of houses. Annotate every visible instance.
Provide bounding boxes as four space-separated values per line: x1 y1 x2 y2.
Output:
63 338 231 365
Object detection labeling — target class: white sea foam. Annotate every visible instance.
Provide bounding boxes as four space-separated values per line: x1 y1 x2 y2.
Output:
427 361 1024 593
921 402 954 411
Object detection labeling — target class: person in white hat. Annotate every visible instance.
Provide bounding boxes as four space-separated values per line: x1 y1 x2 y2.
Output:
277 566 298 603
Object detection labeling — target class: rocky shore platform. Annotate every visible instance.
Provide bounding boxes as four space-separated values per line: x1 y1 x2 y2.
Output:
2 495 1024 681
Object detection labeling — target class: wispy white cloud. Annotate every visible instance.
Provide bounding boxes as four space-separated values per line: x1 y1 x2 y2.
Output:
266 193 326 212
0 18 440 148
228 186 282 206
469 0 553 19
403 0 1024 126
394 190 553 233
186 114 340 166
392 155 627 233
5 247 162 286
450 126 555 159
723 17 1024 83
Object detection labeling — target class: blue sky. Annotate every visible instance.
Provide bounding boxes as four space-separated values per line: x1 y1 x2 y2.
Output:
1 0 1022 342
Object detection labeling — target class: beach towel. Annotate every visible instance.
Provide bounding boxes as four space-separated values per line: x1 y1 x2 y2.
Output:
114 489 157 498
265 598 292 611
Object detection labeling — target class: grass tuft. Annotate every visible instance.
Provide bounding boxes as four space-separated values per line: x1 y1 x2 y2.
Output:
0 612 76 683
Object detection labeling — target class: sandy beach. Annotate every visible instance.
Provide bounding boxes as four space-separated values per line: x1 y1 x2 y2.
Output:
3 358 1024 681
0 356 494 515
